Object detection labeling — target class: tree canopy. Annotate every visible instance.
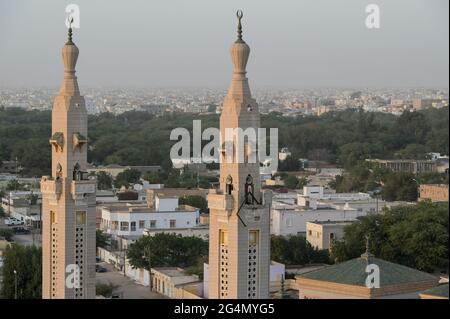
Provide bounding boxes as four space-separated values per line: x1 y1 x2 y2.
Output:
179 195 208 214
330 201 449 273
1 244 42 299
126 233 208 277
0 107 448 177
271 235 330 265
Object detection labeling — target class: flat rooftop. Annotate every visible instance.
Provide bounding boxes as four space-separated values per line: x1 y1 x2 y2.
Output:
152 267 192 277
307 220 354 226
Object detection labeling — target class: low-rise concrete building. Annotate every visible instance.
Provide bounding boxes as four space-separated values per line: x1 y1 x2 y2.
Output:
146 188 208 209
419 184 449 202
419 284 449 299
151 267 202 299
99 194 200 240
87 164 162 178
366 159 436 174
1 191 41 227
306 221 353 250
296 251 439 299
143 225 209 240
271 186 411 237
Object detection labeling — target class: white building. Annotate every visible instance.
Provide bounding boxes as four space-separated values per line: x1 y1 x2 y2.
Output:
306 220 353 250
271 186 409 237
151 267 202 299
1 191 42 226
99 195 200 239
279 147 292 161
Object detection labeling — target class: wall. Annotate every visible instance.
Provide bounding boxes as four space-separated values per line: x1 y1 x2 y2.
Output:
271 208 359 236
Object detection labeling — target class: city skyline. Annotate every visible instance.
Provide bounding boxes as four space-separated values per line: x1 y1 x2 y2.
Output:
0 0 448 304
0 0 449 88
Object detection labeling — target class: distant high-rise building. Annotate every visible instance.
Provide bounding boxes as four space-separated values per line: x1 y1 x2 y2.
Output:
207 11 272 299
41 26 96 299
413 98 441 110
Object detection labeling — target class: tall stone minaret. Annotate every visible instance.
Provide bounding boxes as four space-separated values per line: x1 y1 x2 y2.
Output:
208 11 272 299
41 26 96 299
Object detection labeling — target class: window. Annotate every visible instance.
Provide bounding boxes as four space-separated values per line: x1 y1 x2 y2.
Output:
285 217 292 227
76 211 86 225
120 221 129 231
139 220 145 229
130 221 136 232
169 220 176 228
308 230 312 236
220 230 229 245
249 230 259 245
50 211 56 224
111 221 118 230
150 220 156 228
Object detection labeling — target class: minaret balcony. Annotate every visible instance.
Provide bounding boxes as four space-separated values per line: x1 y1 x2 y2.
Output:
208 193 233 211
41 176 63 205
71 179 96 205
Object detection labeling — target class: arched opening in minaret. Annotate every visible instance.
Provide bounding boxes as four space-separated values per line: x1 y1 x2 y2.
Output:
226 175 233 195
245 174 254 204
73 163 82 181
56 163 62 180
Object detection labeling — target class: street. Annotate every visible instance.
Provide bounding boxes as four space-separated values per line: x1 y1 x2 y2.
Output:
0 217 41 246
96 262 168 299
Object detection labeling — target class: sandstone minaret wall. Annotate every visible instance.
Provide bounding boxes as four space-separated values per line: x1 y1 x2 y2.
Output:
41 29 96 299
208 12 272 299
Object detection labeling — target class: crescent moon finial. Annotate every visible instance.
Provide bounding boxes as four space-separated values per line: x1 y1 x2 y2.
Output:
66 17 74 45
236 10 244 42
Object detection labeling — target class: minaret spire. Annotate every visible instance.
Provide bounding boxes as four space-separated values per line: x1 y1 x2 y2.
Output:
361 234 374 263
60 17 80 96
208 11 271 299
227 10 252 102
41 23 96 299
66 17 74 45
236 10 244 43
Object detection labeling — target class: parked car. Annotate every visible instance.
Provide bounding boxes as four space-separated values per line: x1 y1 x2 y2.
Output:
4 217 24 226
13 227 31 234
95 265 107 273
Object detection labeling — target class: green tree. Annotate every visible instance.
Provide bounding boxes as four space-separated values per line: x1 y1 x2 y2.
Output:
278 155 301 171
5 179 28 191
284 176 300 189
396 110 430 145
0 229 14 241
96 171 113 190
114 169 141 189
96 229 110 249
330 201 449 273
1 244 42 299
127 233 208 274
96 282 118 298
179 195 208 214
143 171 165 184
270 235 329 265
297 177 309 189
381 172 418 201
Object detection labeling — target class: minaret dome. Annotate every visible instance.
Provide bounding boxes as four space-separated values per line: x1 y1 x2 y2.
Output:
230 10 250 75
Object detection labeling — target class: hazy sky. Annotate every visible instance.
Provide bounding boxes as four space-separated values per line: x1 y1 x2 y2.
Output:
0 0 448 88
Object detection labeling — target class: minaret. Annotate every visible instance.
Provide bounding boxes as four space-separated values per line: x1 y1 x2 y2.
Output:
41 24 96 299
208 11 272 299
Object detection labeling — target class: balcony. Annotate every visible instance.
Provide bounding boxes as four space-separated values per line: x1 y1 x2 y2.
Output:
71 179 96 205
40 176 63 205
207 193 233 211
